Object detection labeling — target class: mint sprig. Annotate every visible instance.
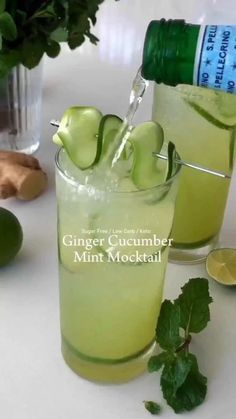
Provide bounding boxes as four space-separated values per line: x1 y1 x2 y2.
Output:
0 1 119 77
145 278 213 414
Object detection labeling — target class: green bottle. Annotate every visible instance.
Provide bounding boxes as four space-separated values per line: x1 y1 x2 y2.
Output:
142 19 236 94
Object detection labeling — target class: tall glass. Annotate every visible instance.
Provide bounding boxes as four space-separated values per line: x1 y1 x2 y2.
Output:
153 84 236 263
0 63 43 154
56 148 180 383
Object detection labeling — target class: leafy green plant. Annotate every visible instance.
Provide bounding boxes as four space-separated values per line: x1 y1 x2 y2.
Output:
0 0 117 77
145 278 213 415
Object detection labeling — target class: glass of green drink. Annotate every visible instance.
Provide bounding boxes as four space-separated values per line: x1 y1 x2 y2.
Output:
55 145 180 383
153 84 236 263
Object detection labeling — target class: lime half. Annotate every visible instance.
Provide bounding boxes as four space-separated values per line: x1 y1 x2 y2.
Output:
206 248 236 286
0 207 23 267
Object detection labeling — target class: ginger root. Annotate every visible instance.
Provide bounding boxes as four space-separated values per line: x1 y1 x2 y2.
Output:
0 151 47 200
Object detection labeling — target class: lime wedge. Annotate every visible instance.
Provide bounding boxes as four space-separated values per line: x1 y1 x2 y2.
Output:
128 121 164 189
53 106 103 170
206 248 236 286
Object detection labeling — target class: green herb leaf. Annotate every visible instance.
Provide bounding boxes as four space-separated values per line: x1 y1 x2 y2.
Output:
0 0 5 14
148 352 172 373
144 401 161 415
156 300 182 351
0 0 114 76
86 31 99 45
146 278 212 415
15 10 27 26
175 278 213 334
161 352 207 413
31 4 56 19
0 50 20 78
0 11 17 41
45 40 61 58
68 33 85 50
163 353 191 390
21 38 45 69
160 353 192 413
50 27 68 43
175 354 207 412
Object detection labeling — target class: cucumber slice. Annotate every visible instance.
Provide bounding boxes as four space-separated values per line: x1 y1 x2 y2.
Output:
95 114 123 163
179 84 236 127
53 106 103 170
184 99 233 130
128 121 164 189
166 141 178 181
53 134 63 146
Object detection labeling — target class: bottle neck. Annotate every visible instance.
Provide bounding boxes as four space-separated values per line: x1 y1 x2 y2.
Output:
142 19 200 86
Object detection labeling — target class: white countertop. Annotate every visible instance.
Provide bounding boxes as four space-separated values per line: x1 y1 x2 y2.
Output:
0 1 236 418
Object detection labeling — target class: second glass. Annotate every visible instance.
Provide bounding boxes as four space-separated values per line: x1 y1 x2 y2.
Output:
153 83 236 263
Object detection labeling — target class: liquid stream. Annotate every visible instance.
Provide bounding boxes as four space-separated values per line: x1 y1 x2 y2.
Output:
84 68 149 190
111 68 149 166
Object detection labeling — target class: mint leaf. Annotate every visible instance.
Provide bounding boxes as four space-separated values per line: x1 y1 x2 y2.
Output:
148 352 172 373
0 50 20 78
0 11 17 41
21 38 45 69
175 354 207 412
160 353 192 400
50 27 68 43
45 40 61 58
175 278 213 333
86 31 99 45
68 33 85 50
144 401 161 415
0 0 5 15
0 1 118 76
146 278 212 415
32 4 56 19
156 300 182 351
161 353 207 413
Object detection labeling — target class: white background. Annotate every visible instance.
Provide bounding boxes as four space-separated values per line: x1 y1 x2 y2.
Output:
0 1 236 418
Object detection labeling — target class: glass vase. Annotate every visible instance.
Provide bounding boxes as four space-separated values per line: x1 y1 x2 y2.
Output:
0 62 43 154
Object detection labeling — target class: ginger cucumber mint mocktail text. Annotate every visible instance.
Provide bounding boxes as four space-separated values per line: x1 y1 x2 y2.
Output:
62 234 173 263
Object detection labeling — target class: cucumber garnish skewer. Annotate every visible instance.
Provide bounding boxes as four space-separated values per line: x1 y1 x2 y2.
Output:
53 107 178 188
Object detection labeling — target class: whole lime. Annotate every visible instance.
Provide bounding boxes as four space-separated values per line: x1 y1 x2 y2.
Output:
0 207 23 267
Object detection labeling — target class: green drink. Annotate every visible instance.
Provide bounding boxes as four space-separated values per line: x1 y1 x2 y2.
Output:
56 143 180 382
153 83 236 261
142 19 236 261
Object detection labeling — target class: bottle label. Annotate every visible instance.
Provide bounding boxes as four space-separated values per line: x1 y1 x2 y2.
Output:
194 25 236 94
